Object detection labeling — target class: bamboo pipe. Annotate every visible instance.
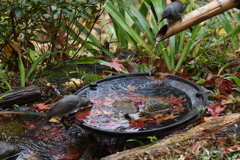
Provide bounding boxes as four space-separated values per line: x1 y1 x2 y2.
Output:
156 0 240 42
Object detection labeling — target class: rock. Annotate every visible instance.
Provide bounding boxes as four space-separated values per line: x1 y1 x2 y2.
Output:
0 142 20 159
143 97 170 112
112 100 137 115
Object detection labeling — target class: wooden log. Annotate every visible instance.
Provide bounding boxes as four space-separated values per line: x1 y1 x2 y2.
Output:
0 86 41 109
101 113 240 160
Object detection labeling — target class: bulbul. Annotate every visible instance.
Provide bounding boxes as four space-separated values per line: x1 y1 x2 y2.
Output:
160 0 188 23
27 95 92 136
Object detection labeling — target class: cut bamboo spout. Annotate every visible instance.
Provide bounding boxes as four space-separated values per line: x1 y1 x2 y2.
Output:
156 0 240 42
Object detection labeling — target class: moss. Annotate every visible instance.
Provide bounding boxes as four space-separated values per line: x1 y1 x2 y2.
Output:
38 63 107 84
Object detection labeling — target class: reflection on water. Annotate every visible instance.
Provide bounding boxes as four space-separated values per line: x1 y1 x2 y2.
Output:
0 112 89 160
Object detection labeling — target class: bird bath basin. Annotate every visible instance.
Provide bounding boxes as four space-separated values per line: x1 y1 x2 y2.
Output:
75 73 207 139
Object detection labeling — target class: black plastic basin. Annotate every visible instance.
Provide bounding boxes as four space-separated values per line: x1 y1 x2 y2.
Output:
75 73 207 139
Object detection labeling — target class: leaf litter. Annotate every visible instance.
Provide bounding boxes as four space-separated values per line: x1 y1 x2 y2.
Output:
75 92 186 131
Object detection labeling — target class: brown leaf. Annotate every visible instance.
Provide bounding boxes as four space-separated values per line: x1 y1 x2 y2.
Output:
206 72 213 80
169 95 185 105
33 101 50 113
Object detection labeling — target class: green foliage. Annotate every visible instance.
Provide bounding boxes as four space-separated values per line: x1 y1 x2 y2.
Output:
147 136 158 142
197 105 207 116
69 67 103 83
212 9 240 48
126 139 144 145
104 0 153 55
138 63 151 73
0 0 105 86
63 58 110 66
18 55 25 87
0 0 104 54
104 0 240 73
104 0 207 71
18 50 65 87
81 73 103 83
0 71 12 91
12 104 20 110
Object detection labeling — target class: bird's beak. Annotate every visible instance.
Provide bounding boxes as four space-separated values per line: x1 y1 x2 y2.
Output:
89 102 94 107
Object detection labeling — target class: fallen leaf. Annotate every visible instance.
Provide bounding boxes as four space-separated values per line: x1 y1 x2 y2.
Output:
169 105 186 113
129 119 145 129
109 57 127 73
206 72 213 80
221 96 233 105
207 103 225 117
213 93 227 100
75 107 92 120
169 95 185 105
24 121 38 130
33 101 50 113
148 113 175 124
49 118 60 123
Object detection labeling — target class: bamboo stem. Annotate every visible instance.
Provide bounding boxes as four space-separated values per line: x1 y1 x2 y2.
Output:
157 0 240 41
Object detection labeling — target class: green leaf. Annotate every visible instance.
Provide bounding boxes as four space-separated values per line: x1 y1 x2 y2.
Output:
18 56 26 87
127 139 144 145
104 1 152 54
26 51 66 79
175 24 202 71
63 58 110 66
122 0 155 46
232 76 240 88
217 13 238 48
210 25 240 47
15 6 23 18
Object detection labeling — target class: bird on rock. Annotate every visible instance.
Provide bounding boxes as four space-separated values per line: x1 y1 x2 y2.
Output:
160 0 188 23
26 95 92 136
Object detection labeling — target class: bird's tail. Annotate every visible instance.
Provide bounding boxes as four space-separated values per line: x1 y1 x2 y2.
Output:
25 117 50 136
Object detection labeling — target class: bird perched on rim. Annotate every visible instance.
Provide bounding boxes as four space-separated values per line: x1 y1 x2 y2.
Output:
160 0 188 23
26 95 92 136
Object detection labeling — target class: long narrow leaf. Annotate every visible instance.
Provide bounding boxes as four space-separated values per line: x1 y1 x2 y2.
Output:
169 35 176 69
151 0 165 23
217 13 237 48
122 0 155 46
175 24 201 71
63 58 110 66
18 55 26 87
104 1 152 54
210 25 240 46
26 51 66 79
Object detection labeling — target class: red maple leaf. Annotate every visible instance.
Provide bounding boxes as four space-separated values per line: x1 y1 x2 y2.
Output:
129 119 145 129
148 119 161 124
32 100 50 113
24 121 38 130
109 58 126 73
220 80 234 92
169 95 185 105
224 145 240 152
75 107 92 120
169 105 186 113
206 103 225 117
148 113 175 124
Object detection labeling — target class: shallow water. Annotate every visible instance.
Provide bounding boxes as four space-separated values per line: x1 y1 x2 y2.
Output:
0 112 89 160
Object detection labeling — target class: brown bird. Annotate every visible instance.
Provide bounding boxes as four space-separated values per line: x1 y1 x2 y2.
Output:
26 95 92 136
160 0 188 23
